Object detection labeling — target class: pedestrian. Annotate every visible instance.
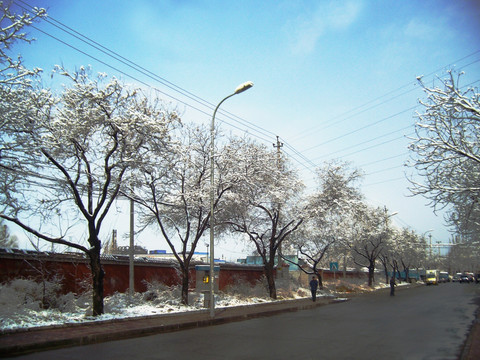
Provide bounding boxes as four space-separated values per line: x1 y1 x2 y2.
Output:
309 276 319 302
390 276 397 296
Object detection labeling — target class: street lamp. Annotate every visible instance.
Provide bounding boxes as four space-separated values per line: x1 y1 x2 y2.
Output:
209 81 253 317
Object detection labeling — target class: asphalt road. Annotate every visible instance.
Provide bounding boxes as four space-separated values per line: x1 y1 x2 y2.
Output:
11 283 479 360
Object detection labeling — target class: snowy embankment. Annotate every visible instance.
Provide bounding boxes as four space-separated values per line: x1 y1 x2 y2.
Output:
0 277 400 333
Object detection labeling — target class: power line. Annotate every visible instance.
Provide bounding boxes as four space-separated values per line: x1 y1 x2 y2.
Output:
363 176 405 187
13 1 317 177
301 105 418 153
17 0 480 179
11 2 480 218
297 73 479 163
359 152 410 168
310 125 414 162
13 0 278 144
290 49 480 142
365 164 404 177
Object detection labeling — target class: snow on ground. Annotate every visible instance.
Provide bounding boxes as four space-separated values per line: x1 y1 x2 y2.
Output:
0 277 399 333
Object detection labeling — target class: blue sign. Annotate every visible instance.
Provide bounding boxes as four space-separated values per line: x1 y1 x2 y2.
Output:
330 262 339 271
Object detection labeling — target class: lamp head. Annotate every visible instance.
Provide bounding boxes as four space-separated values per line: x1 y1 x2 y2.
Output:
234 81 254 94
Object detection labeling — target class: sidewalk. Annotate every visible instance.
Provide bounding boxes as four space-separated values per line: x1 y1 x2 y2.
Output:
0 297 341 357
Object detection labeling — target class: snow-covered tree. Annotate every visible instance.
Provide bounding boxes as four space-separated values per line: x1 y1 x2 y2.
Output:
224 140 304 299
447 200 480 250
447 236 480 274
1 3 45 188
379 228 427 284
127 125 249 305
0 66 178 315
0 1 45 87
395 228 427 280
408 71 480 239
284 160 363 288
378 232 398 285
347 206 394 287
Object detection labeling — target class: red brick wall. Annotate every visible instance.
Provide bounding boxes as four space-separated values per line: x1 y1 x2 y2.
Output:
0 250 264 296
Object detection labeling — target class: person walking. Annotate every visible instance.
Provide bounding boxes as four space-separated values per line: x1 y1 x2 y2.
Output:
309 276 319 302
390 276 397 296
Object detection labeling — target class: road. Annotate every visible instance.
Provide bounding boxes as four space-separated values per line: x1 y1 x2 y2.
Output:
10 283 479 360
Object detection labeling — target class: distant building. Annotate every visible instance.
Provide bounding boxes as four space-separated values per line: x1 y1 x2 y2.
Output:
143 250 223 263
239 255 302 271
112 245 148 255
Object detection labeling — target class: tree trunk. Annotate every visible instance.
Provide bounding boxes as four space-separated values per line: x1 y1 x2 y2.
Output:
393 260 400 281
316 269 324 289
265 266 277 299
382 262 389 285
367 262 375 287
89 250 105 316
181 267 189 305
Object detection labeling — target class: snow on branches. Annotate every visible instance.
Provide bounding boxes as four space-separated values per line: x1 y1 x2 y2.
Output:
408 70 480 239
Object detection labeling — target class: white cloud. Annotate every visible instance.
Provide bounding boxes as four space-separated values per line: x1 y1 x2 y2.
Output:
404 18 445 41
286 1 363 55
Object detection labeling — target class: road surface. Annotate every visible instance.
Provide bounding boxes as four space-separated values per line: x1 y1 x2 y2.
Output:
10 282 479 360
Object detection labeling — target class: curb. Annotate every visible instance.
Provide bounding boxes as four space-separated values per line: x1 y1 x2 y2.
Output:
460 292 480 360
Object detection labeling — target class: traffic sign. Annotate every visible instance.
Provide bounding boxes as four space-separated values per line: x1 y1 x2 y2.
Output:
330 262 339 271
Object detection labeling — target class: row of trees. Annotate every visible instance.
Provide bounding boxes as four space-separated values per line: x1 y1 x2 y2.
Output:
1 3 311 314
282 164 431 289
1 4 478 316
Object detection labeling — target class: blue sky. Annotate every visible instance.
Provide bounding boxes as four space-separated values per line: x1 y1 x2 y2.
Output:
8 0 480 259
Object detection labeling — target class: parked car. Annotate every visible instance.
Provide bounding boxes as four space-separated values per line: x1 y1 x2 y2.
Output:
459 275 470 283
452 274 462 282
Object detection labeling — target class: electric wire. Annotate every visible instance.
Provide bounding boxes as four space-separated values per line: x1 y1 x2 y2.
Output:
365 164 405 177
359 152 410 168
13 0 278 143
25 21 275 146
10 2 480 205
291 49 480 142
16 0 480 178
310 125 414 161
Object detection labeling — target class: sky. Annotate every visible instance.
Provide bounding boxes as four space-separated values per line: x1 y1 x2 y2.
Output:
6 0 480 260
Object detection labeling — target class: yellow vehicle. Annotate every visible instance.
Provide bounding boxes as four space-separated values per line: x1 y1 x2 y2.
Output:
425 269 439 285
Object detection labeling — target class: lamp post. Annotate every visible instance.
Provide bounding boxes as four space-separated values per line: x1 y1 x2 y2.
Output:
422 229 433 264
209 81 253 317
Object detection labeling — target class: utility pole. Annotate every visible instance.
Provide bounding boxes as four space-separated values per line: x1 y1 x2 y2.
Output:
273 135 283 166
129 196 135 297
273 136 284 277
429 233 432 259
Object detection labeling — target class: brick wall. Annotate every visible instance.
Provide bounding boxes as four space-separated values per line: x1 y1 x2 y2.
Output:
0 249 264 296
